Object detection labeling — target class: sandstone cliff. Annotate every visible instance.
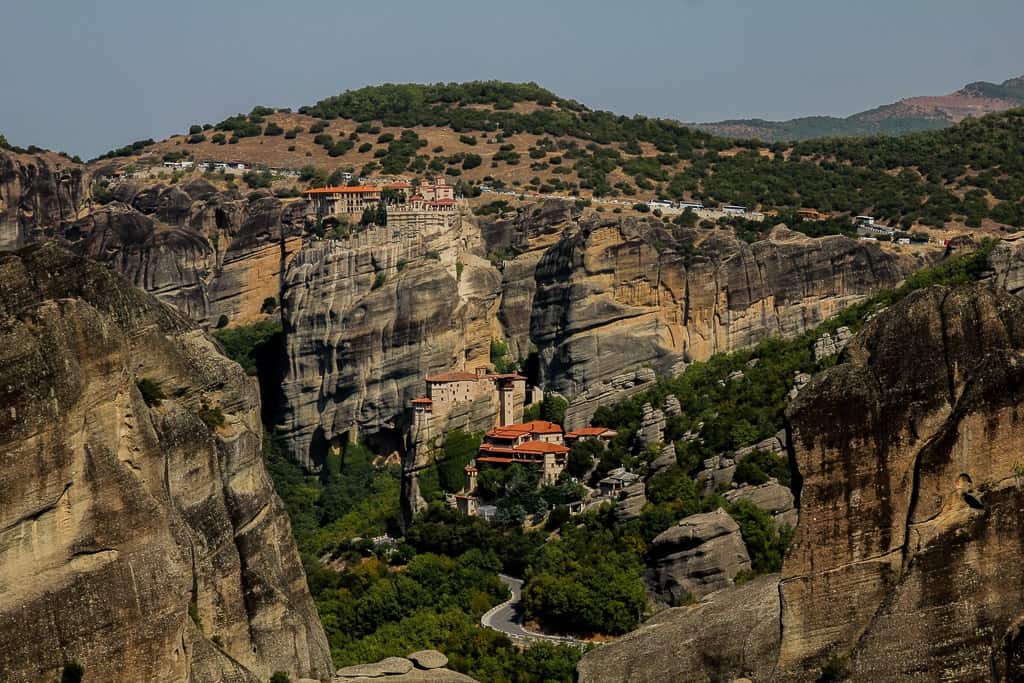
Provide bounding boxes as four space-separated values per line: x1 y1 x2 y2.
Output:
579 280 1024 681
781 282 1024 681
279 213 502 468
0 243 332 682
280 204 928 467
0 150 306 328
0 149 89 250
530 216 924 428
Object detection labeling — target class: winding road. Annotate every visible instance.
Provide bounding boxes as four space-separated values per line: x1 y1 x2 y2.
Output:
481 575 582 644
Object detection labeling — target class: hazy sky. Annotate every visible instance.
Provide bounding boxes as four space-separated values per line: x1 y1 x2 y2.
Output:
2 0 1021 158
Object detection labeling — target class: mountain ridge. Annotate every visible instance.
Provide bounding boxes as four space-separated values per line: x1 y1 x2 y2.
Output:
695 73 1024 141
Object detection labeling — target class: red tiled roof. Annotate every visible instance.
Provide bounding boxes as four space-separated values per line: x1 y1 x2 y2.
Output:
477 456 516 464
513 441 570 454
488 373 526 381
411 398 433 405
425 371 480 383
519 420 564 434
487 429 526 440
303 185 382 195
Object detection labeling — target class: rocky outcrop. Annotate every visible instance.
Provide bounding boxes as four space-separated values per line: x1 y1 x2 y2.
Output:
530 218 922 428
279 215 502 468
647 508 751 605
811 325 852 361
0 150 89 250
0 243 332 683
67 192 306 327
725 481 797 530
333 650 476 682
577 575 781 683
781 283 1024 680
615 482 648 522
637 402 666 446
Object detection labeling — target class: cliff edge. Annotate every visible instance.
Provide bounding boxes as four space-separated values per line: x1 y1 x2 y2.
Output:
0 242 332 682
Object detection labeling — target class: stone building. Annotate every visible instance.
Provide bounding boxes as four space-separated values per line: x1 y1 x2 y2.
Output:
304 185 383 218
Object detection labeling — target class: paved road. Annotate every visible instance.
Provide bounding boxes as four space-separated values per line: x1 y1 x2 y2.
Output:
481 575 582 644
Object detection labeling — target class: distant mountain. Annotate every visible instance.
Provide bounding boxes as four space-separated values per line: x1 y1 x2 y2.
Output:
695 74 1024 141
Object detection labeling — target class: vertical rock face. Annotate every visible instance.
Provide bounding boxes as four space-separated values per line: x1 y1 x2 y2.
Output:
279 217 502 468
646 508 751 605
530 218 923 428
67 190 307 327
0 243 332 683
782 283 1024 680
0 150 89 250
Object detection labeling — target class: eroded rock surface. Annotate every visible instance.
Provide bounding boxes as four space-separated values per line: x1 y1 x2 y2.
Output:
647 508 751 605
577 575 781 683
782 283 1024 680
0 243 332 683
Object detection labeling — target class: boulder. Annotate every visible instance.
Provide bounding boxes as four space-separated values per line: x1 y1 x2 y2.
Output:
649 444 677 475
811 325 852 361
408 650 448 670
615 482 648 522
647 508 751 604
663 394 682 417
725 481 797 530
577 575 781 683
334 657 414 677
638 402 666 446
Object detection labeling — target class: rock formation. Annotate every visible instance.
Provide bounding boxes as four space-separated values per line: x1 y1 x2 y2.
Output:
584 280 1024 681
725 481 797 530
530 217 922 428
0 243 332 683
278 213 502 468
333 650 476 682
67 190 306 327
0 149 89 250
646 508 751 605
811 325 852 361
577 575 781 683
637 402 666 446
781 282 1024 680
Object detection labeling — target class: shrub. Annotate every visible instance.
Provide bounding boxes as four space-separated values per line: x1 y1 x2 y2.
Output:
270 673 292 683
261 297 277 314
264 122 284 136
189 124 202 135
358 142 372 153
211 133 226 144
216 314 229 328
187 133 206 144
372 272 387 290
459 134 478 146
197 404 226 430
377 132 394 143
137 378 166 406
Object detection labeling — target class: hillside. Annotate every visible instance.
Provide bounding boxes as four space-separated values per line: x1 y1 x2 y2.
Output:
695 74 1024 141
81 81 1024 236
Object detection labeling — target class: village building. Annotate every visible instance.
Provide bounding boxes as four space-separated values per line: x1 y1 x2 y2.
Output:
304 185 383 218
598 467 641 497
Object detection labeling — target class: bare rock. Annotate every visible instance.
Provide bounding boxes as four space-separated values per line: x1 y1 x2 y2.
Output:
725 481 797 530
408 650 448 670
577 575 781 683
615 482 648 522
663 394 682 417
0 243 332 683
334 657 414 677
649 444 677 475
638 402 666 446
812 326 852 361
647 508 751 604
781 284 1024 680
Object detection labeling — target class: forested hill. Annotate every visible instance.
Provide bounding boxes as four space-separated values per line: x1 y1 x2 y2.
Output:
695 74 1024 141
84 80 1024 231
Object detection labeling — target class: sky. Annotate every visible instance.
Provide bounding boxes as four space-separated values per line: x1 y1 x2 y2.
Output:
2 0 1022 159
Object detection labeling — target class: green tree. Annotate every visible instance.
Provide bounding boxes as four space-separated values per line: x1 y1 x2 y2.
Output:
539 394 567 426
